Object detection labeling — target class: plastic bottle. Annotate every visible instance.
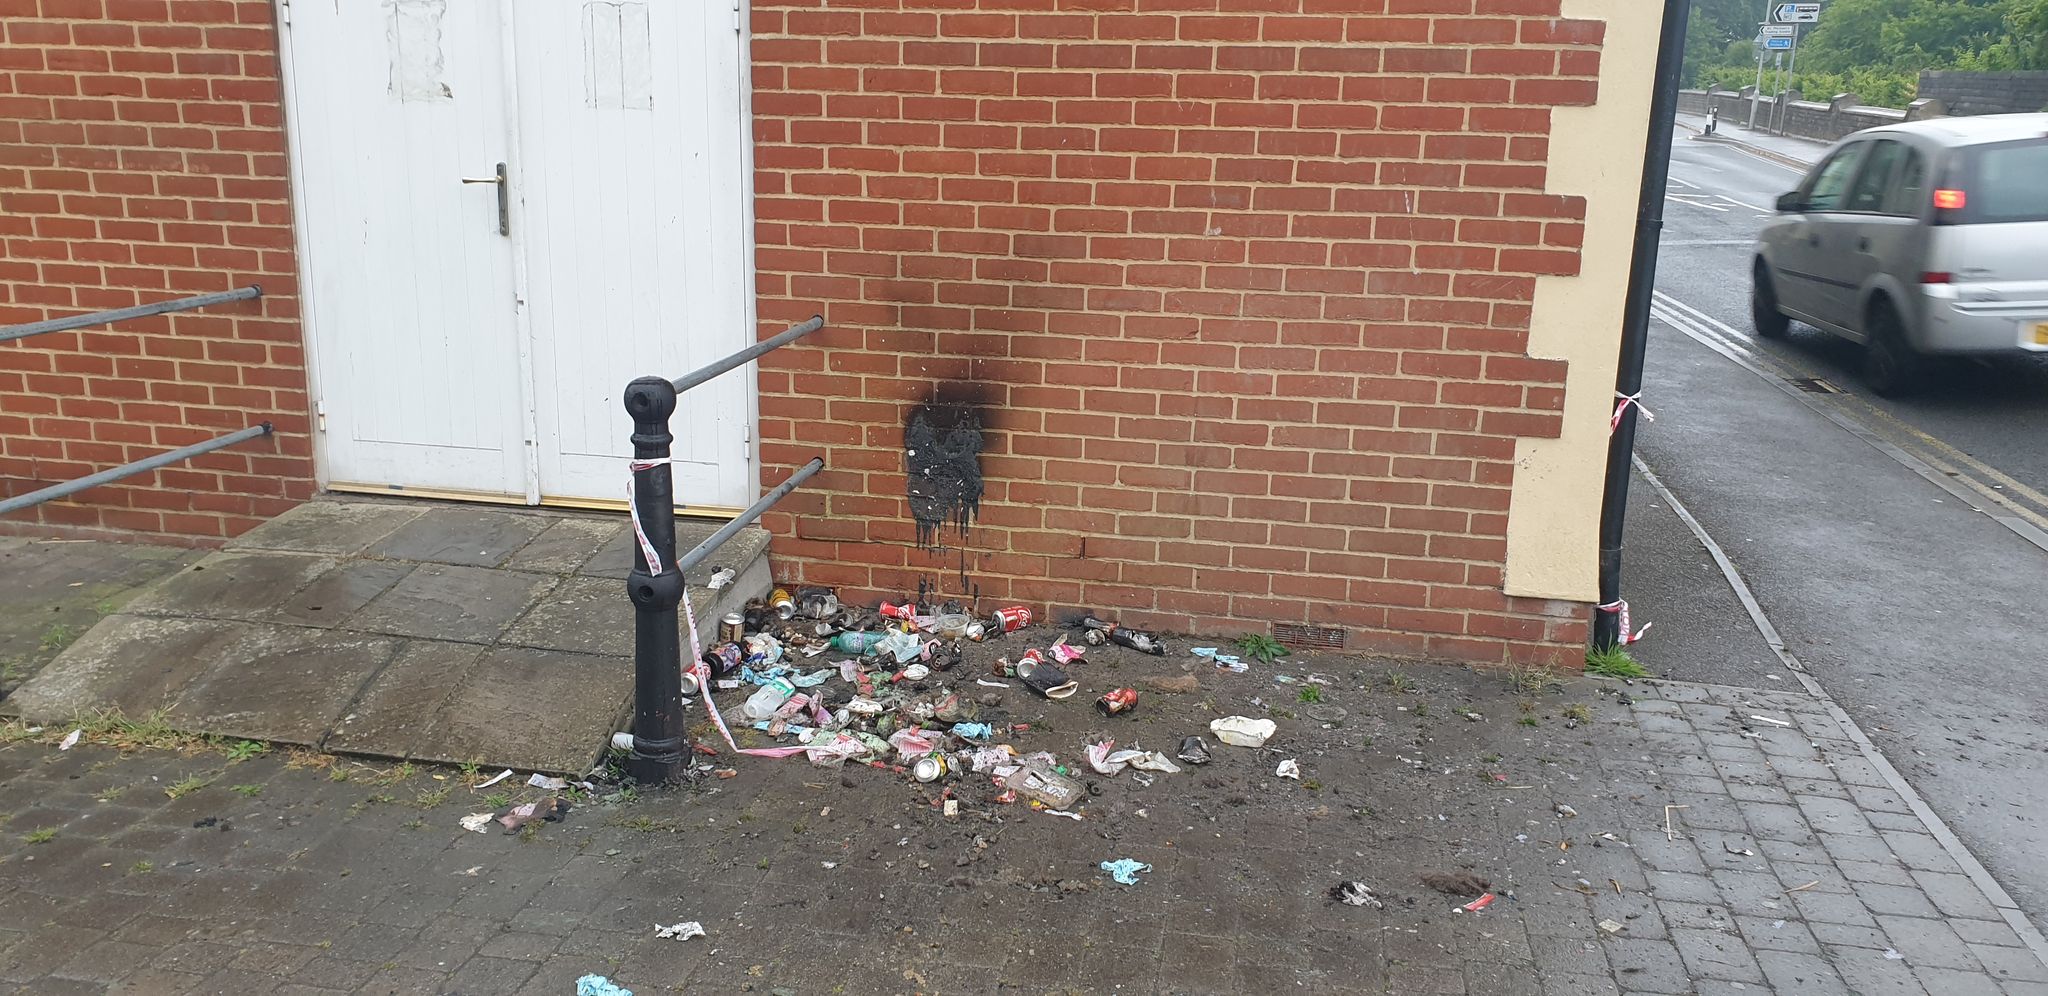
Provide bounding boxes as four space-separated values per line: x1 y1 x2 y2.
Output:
833 630 887 654
739 677 796 721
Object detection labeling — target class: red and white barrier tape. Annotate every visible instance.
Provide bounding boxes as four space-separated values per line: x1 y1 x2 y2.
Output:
1611 391 1654 433
633 458 804 760
626 458 675 575
1596 599 1651 645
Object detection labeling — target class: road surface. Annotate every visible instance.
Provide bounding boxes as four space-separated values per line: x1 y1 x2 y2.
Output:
1627 128 2048 929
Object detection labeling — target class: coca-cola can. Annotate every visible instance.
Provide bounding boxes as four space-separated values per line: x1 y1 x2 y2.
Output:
880 601 917 621
991 606 1031 632
1096 687 1139 716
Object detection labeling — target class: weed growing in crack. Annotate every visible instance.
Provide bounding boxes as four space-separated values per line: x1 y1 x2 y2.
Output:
1585 646 1651 678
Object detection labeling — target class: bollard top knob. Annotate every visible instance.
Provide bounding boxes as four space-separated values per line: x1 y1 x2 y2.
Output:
623 376 678 424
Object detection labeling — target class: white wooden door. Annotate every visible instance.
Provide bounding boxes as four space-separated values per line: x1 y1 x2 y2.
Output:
284 0 529 499
281 0 753 507
511 3 754 509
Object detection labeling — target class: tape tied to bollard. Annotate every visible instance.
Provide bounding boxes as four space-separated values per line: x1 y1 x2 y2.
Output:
1611 391 1654 434
1595 599 1651 645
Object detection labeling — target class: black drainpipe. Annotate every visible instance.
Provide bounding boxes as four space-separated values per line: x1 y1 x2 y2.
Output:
1593 0 1693 649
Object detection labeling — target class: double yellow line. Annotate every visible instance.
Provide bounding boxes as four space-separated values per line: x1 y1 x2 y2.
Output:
1649 290 2048 540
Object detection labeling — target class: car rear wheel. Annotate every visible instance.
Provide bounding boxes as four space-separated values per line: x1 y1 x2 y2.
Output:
1863 301 1919 397
1752 266 1789 339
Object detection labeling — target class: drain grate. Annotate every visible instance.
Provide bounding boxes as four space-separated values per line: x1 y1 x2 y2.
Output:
1788 377 1842 394
1273 623 1346 650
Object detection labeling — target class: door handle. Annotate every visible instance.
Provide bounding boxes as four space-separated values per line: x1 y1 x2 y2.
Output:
460 162 509 236
1857 237 1871 252
1807 233 1820 248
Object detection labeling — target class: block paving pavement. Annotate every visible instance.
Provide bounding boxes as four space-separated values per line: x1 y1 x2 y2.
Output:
2 653 2042 995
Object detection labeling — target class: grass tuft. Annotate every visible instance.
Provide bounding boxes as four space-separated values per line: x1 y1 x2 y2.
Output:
1585 646 1651 679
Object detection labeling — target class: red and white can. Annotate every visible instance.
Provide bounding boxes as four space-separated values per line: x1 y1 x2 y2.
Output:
991 606 1032 632
880 601 917 621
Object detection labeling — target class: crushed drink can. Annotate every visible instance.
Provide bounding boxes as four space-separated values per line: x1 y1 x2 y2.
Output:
912 753 950 783
771 588 796 620
1096 687 1139 716
880 601 918 621
719 612 745 644
990 606 1031 633
1049 641 1085 665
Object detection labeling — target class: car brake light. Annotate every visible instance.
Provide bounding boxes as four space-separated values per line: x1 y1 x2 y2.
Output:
1932 189 1966 210
1919 272 1952 284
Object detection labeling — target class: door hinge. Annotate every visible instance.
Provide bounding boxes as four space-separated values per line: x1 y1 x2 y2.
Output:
732 0 741 33
743 425 751 461
278 0 291 27
315 401 326 432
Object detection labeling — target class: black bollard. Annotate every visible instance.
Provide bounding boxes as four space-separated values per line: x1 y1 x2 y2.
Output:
623 376 685 784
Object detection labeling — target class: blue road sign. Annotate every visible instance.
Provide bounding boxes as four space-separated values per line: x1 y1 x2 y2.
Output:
1765 36 1794 50
1774 3 1821 22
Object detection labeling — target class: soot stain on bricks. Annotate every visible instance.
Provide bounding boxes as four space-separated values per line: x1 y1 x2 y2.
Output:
904 397 985 552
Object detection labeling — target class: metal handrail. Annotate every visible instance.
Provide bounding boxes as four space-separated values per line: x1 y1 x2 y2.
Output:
671 315 823 394
0 422 274 516
675 457 824 578
1 285 262 344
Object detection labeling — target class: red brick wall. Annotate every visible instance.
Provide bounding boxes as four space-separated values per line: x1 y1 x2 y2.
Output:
0 0 309 545
751 0 1603 666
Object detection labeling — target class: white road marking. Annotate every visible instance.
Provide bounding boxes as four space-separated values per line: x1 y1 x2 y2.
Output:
1666 175 1702 190
1665 193 1728 212
1716 195 1767 211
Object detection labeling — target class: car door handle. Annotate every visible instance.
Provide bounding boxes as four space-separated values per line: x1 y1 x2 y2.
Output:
460 162 509 237
1807 233 1820 248
1857 237 1871 252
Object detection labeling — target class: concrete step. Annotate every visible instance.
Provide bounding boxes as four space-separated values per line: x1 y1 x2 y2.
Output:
670 519 773 656
3 498 778 774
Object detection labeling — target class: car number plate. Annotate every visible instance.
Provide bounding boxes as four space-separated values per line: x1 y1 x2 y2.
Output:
2034 322 2048 346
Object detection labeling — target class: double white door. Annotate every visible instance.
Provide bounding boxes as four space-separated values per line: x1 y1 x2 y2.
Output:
282 0 753 507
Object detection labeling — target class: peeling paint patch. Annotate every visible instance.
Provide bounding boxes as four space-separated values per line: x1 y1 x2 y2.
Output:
905 404 983 552
583 2 654 111
386 0 452 103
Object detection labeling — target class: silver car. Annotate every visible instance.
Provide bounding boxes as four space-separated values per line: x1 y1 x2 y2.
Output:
1752 113 2048 394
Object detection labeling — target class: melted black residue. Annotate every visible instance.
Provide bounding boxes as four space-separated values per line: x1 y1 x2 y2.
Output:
905 403 983 551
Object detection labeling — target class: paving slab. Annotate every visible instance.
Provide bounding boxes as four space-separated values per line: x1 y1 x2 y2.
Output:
123 550 335 621
0 538 198 697
321 640 484 760
501 517 621 573
344 564 557 644
163 627 403 746
3 615 259 722
502 576 633 658
265 559 415 628
388 645 629 772
363 506 554 568
227 501 424 556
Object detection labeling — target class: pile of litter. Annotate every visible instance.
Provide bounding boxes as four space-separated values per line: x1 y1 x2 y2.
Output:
641 591 1277 822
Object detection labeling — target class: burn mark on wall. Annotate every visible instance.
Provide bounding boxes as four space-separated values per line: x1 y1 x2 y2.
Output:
904 402 983 551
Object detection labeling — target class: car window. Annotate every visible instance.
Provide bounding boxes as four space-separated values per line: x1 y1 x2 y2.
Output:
1844 140 1905 213
1803 143 1867 212
1952 139 2048 224
1881 146 1926 216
